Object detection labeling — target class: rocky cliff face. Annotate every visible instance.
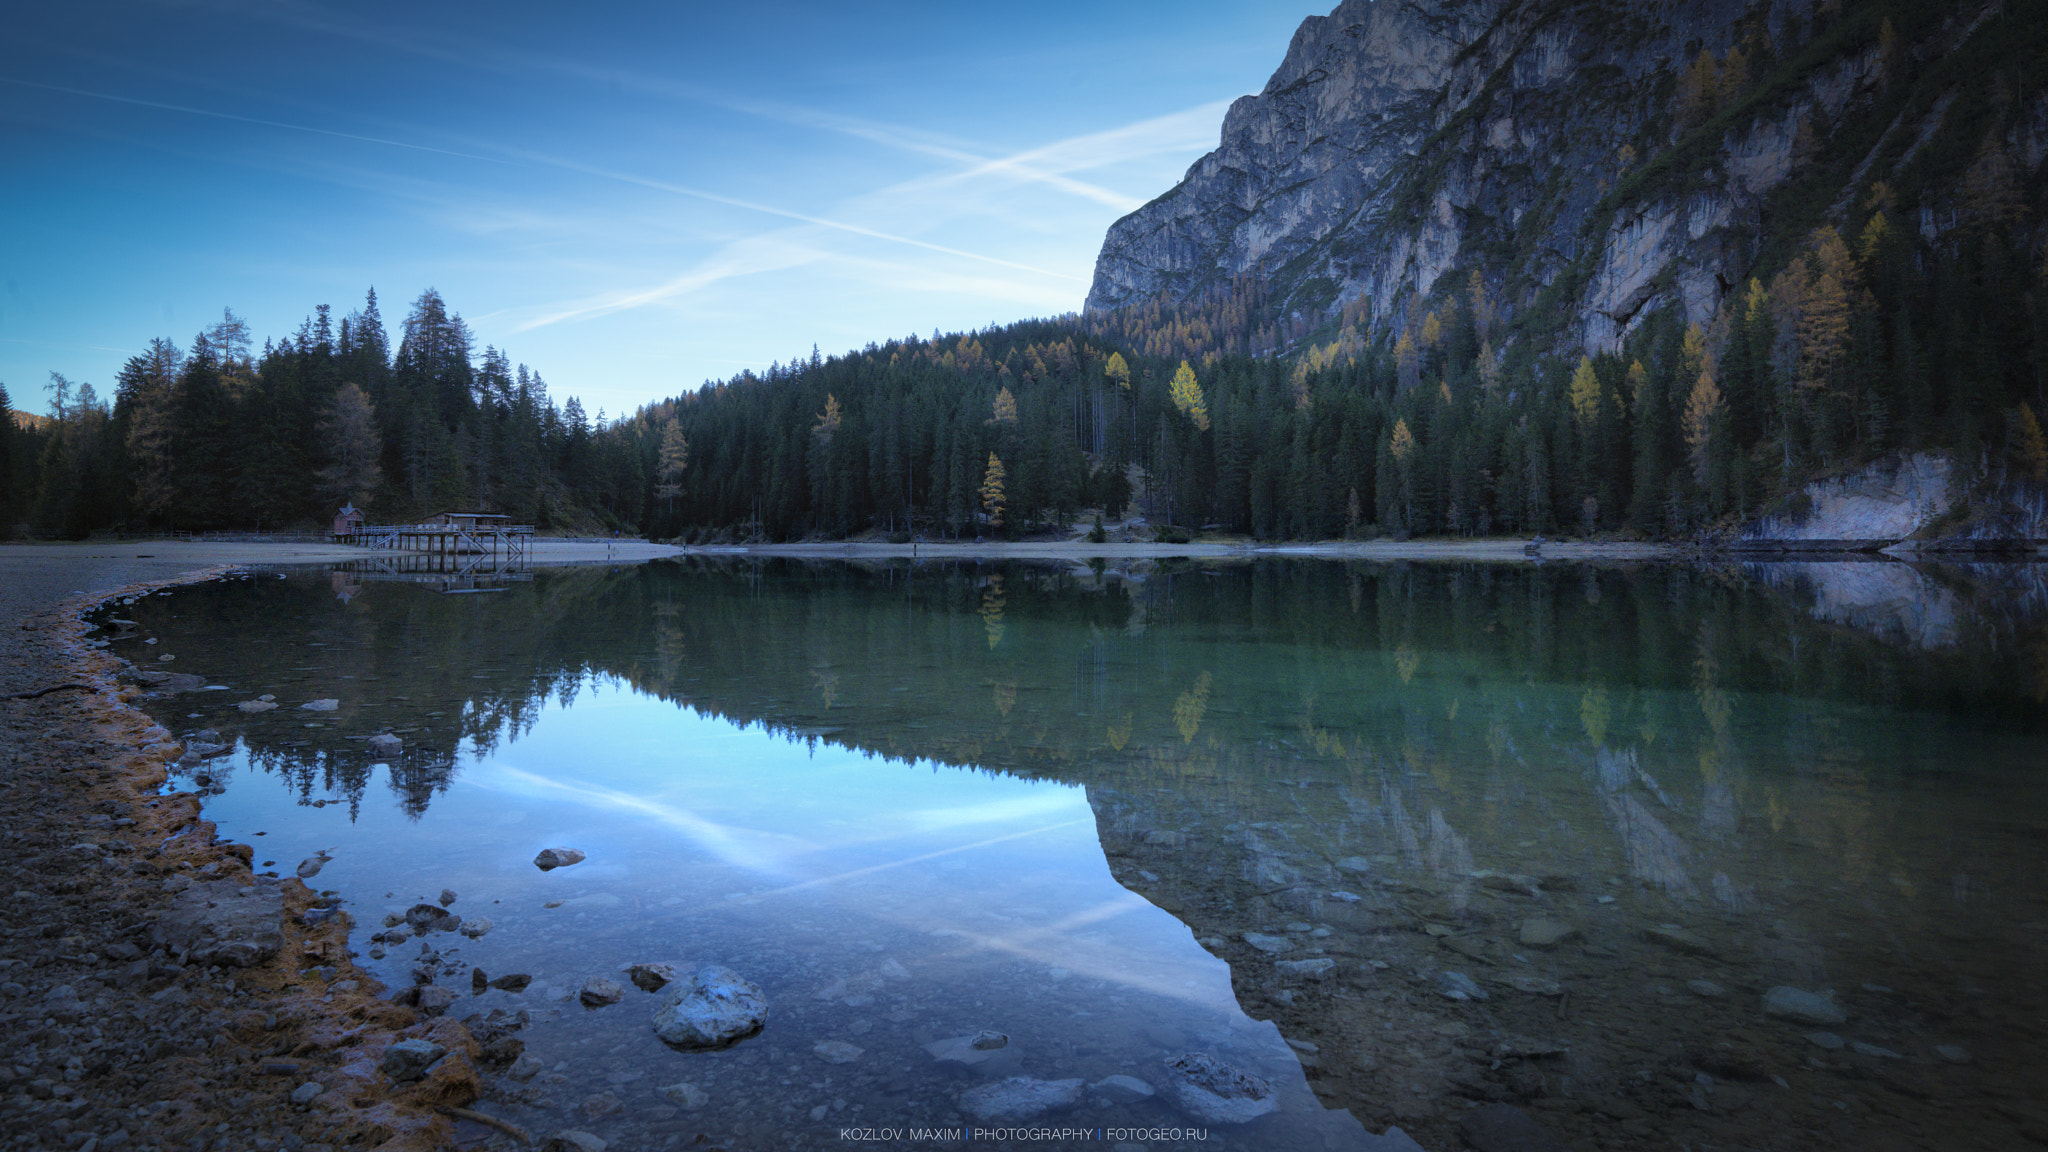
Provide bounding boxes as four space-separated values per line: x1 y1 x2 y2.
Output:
1087 0 2041 354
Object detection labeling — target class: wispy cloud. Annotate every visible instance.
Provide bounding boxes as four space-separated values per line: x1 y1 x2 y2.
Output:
162 2 1195 219
481 147 1086 283
508 234 826 331
0 77 509 165
952 100 1229 183
9 72 1085 289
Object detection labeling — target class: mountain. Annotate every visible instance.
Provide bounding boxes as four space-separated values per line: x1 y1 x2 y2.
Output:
1088 0 2044 355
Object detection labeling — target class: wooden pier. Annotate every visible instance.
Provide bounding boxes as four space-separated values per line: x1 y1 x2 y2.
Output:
346 512 534 562
331 553 534 596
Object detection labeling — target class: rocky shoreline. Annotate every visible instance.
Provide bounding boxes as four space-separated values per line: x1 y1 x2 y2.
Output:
0 561 494 1152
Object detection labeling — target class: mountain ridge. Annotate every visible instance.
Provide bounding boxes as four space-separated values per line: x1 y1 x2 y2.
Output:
1087 0 2043 358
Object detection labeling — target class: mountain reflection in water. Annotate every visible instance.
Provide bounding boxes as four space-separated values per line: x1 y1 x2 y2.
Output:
111 557 2048 1152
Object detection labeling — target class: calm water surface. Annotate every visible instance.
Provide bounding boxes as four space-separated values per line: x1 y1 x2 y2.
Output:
102 558 2048 1152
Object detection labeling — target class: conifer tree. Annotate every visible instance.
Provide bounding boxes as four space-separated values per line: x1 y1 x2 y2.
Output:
1568 356 1603 427
316 383 384 508
980 452 1006 530
657 418 690 501
1683 365 1726 486
1168 361 1209 431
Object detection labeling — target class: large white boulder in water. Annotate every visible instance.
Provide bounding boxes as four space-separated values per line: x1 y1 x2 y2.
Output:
651 966 767 1049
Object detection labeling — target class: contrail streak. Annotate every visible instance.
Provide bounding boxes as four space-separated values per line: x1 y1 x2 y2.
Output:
0 77 510 165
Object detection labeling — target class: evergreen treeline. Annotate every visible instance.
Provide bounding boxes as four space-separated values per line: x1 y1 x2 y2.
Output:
1 289 649 536
4 191 2041 543
624 192 2043 542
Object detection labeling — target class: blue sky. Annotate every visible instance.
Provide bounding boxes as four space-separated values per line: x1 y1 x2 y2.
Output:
3 0 1313 421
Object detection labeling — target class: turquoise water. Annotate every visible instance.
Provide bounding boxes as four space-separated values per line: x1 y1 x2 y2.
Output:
106 558 2048 1152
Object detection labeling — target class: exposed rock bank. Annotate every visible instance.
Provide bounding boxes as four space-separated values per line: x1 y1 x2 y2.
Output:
0 560 495 1151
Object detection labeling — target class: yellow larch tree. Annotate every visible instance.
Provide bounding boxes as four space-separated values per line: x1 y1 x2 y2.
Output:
990 385 1018 424
1104 351 1131 390
1568 355 1603 427
1468 271 1493 337
811 393 843 442
1797 226 1854 390
980 452 1007 528
1168 360 1209 431
656 418 689 502
1477 339 1502 395
1683 364 1726 484
1389 418 1416 461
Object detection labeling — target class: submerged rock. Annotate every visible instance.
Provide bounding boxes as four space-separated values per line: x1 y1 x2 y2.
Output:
489 973 533 992
580 977 625 1007
298 699 340 712
651 966 767 1050
625 962 678 992
657 1082 709 1110
404 903 460 934
1161 1052 1278 1124
924 1032 1021 1070
1433 970 1489 1001
1458 1103 1569 1152
534 847 586 870
1242 932 1294 954
1500 974 1564 997
958 1076 1084 1123
1275 957 1337 981
1093 1074 1155 1104
1643 923 1719 958
1518 918 1580 948
458 916 492 939
1763 986 1847 1026
367 733 402 759
812 1040 864 1064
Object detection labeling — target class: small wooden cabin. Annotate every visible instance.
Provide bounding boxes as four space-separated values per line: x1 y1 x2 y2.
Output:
332 503 365 539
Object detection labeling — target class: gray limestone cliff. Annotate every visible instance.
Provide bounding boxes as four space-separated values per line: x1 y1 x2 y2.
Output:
1087 0 2042 354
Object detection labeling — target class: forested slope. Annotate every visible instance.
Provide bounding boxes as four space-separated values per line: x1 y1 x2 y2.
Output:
4 0 2043 544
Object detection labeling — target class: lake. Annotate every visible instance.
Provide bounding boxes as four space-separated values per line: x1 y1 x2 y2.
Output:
102 556 2048 1152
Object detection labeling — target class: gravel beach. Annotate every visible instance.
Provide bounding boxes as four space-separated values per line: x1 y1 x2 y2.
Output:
0 541 683 1152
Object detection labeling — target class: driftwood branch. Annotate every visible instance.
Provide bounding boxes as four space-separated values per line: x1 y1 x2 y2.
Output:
0 683 96 701
437 1105 531 1145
